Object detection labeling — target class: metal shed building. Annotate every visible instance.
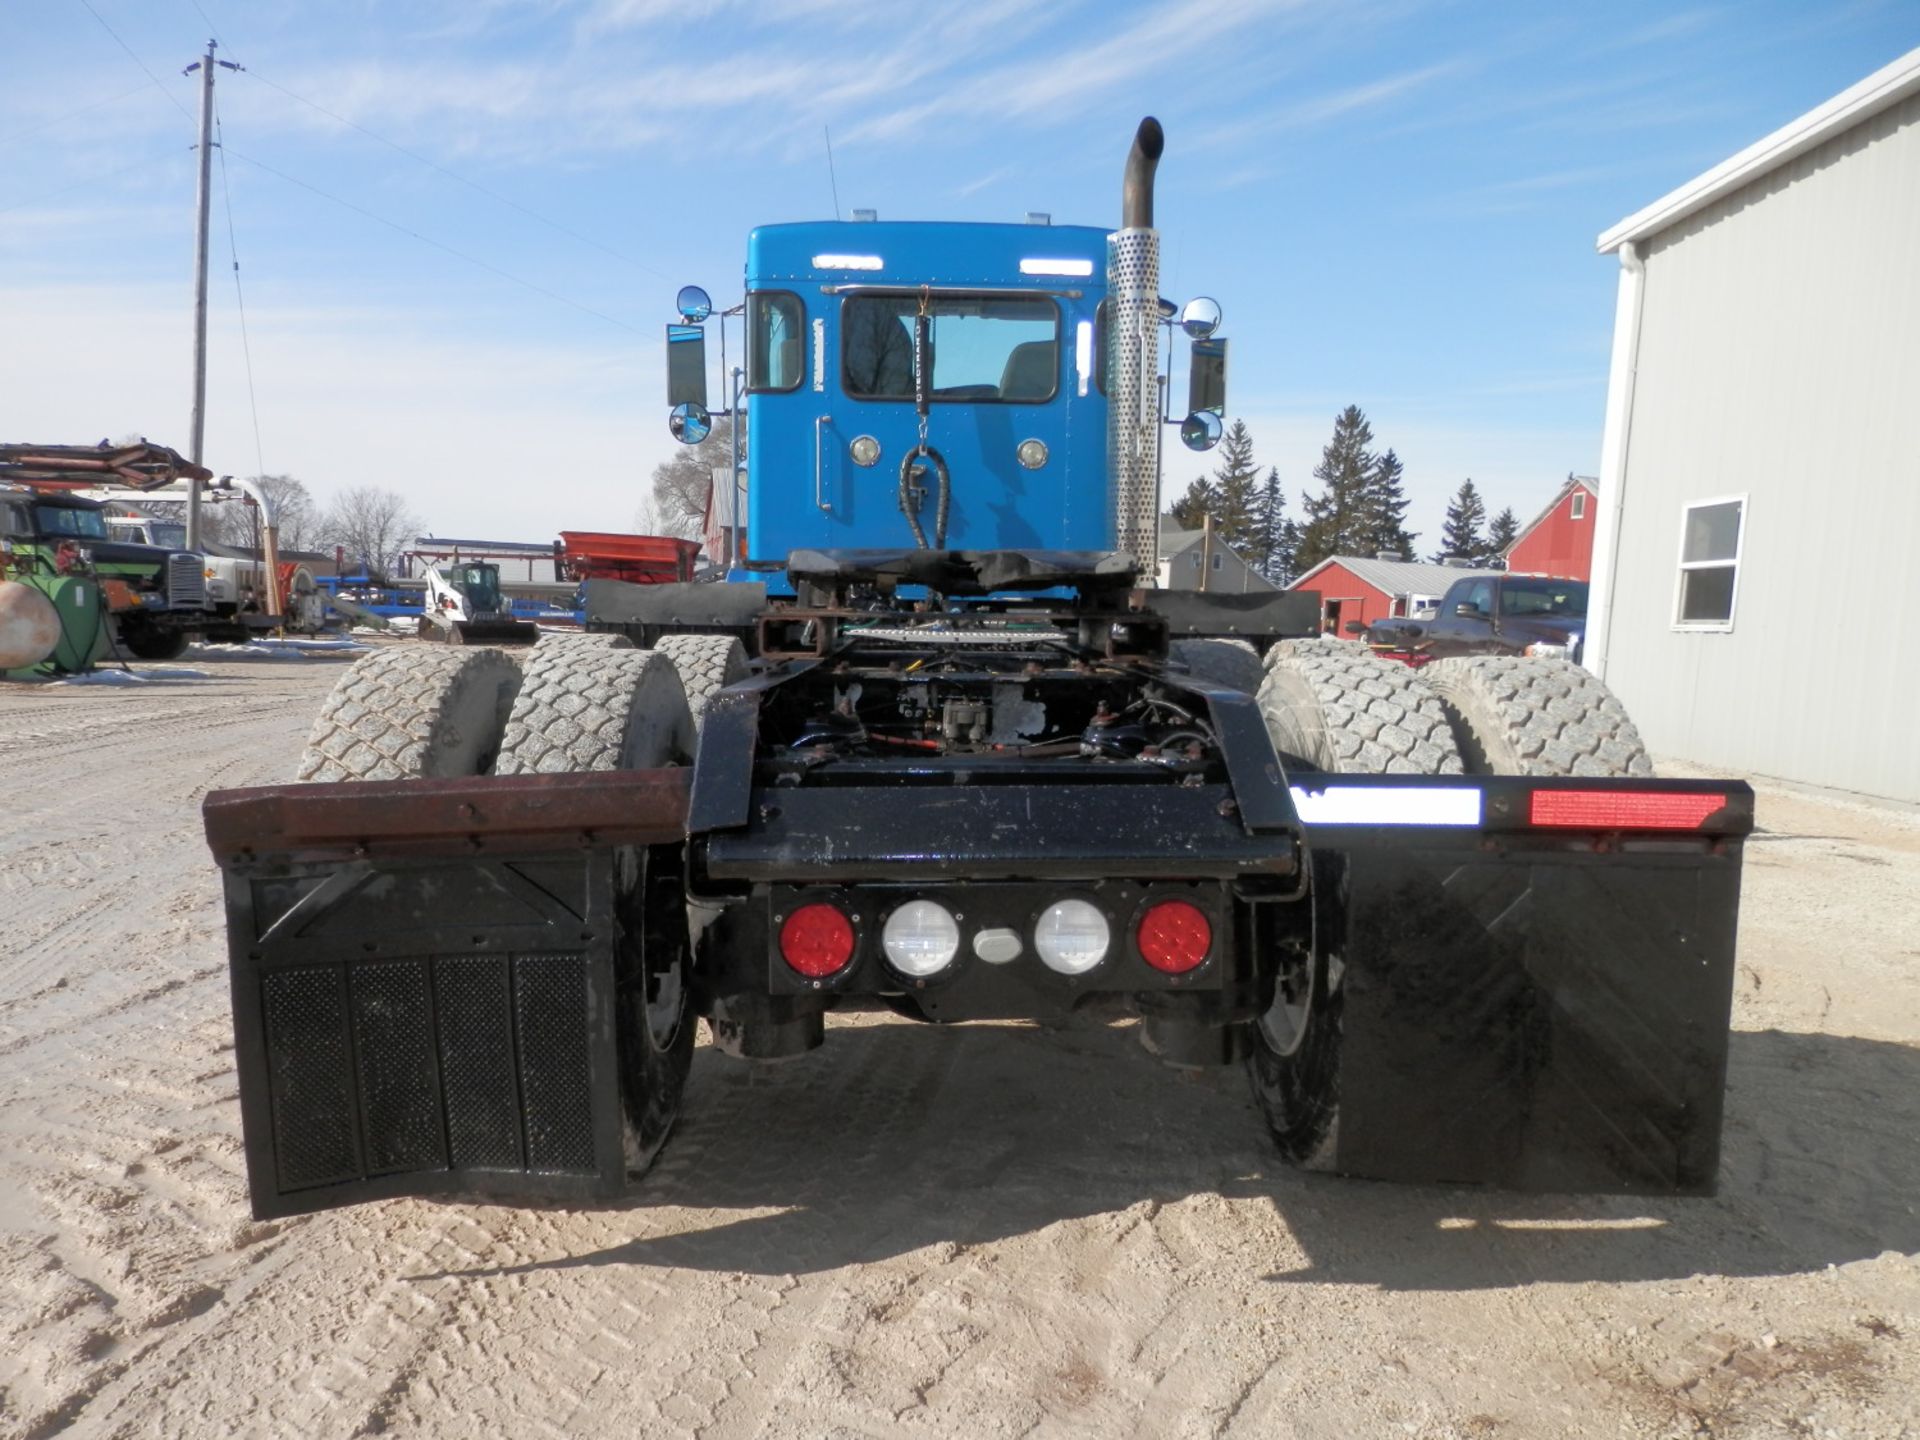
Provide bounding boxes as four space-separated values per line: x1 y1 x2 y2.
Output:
1585 46 1920 804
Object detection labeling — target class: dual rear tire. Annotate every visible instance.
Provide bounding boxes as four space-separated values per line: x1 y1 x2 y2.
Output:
294 635 735 1176
1245 648 1653 1171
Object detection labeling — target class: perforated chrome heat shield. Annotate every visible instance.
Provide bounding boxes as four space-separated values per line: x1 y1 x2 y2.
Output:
1107 226 1161 575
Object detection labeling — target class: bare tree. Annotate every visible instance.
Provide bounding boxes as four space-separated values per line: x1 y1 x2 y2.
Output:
250 475 322 551
137 474 324 553
320 485 421 579
650 415 737 540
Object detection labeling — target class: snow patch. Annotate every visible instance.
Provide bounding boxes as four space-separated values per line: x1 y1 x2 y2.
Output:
55 666 215 685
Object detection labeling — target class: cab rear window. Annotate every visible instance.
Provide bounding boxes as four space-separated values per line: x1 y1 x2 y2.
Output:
842 294 1058 404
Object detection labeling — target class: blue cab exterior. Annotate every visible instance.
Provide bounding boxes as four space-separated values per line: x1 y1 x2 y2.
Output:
738 221 1110 580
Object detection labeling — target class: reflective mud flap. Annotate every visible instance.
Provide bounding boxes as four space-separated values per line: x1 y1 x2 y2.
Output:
204 771 690 1219
1293 776 1752 1196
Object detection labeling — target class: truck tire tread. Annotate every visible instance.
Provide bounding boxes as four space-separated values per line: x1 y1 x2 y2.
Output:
652 633 750 735
494 644 693 775
1422 656 1655 777
297 645 522 782
1256 647 1464 775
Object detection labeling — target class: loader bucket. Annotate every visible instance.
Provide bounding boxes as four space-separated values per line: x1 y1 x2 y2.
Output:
450 619 540 645
203 770 689 1218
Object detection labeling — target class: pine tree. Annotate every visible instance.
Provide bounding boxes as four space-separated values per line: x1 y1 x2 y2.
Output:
1362 447 1417 559
1483 506 1520 568
1208 419 1261 554
1252 467 1300 584
1168 477 1214 531
1433 478 1487 563
1295 405 1376 572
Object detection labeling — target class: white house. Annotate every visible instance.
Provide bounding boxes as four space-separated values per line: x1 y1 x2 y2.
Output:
1586 46 1920 803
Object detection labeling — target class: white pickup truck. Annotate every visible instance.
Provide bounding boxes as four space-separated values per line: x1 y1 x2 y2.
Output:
104 515 330 638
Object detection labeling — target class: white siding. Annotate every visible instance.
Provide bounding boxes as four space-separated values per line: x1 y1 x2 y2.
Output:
1601 91 1920 802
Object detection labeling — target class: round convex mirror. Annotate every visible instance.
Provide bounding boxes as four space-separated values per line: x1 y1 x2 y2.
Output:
1180 410 1224 451
1180 296 1222 339
675 285 713 324
669 401 712 445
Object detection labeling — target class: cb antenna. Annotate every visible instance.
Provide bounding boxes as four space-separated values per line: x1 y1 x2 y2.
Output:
824 124 841 221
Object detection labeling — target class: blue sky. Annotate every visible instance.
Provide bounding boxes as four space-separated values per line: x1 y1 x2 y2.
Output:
3 0 1915 549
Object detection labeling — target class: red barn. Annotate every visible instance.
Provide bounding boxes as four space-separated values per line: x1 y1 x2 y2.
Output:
1505 476 1597 580
1286 555 1500 635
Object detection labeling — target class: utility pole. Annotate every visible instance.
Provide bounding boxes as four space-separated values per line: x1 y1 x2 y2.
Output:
184 39 239 549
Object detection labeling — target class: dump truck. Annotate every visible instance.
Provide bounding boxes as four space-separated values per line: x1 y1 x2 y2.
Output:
203 120 1749 1219
1 482 207 662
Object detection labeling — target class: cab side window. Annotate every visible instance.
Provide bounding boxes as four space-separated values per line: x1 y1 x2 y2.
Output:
1461 580 1495 615
747 292 804 393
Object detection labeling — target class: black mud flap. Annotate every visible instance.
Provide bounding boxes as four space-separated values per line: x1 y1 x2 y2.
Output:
204 771 690 1219
1297 776 1751 1196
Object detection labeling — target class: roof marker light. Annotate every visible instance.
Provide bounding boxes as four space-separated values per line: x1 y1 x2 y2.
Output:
1529 789 1727 831
1289 785 1482 827
1020 258 1095 277
813 253 884 270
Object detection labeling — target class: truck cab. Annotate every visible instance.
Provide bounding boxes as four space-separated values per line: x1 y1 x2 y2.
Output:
1 484 207 659
662 216 1227 591
735 221 1110 564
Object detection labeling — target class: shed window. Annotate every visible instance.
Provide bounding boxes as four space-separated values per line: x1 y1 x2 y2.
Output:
1674 497 1744 629
1570 491 1586 520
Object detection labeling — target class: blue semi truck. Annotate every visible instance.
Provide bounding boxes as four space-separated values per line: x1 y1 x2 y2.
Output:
203 121 1749 1218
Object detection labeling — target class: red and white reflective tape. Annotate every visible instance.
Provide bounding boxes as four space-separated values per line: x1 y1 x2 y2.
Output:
1288 785 1483 827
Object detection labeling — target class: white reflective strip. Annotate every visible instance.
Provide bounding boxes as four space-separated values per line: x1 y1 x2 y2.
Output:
1289 784 1483 827
1074 320 1092 397
1020 257 1095 277
812 253 883 270
812 318 825 391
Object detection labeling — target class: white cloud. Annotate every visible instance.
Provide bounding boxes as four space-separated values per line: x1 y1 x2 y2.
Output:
0 282 677 543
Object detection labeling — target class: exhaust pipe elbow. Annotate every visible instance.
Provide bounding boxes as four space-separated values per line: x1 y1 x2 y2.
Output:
1121 117 1164 230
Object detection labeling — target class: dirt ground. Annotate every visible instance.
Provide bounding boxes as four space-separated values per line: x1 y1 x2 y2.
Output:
2 647 1917 1440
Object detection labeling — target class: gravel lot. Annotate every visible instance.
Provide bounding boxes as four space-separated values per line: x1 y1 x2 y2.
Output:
2 647 1916 1439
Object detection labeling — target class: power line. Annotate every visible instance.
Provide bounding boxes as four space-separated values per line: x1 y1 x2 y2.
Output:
183 0 229 52
70 0 195 123
0 147 191 218
214 105 268 484
0 83 152 147
223 147 647 336
242 68 670 281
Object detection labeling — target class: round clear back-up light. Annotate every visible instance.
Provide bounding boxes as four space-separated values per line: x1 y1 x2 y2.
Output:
1016 439 1048 469
1034 900 1109 975
883 900 961 978
850 434 881 467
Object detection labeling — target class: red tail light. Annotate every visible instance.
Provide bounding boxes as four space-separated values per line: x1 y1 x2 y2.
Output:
779 903 855 977
1529 789 1726 831
1137 899 1211 974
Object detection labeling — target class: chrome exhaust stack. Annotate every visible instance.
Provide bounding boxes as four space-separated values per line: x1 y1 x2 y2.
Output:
1108 117 1164 577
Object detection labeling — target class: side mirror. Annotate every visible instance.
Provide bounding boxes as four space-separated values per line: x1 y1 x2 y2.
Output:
1180 296 1221 339
1180 410 1223 451
669 402 712 445
676 285 713 323
1187 335 1227 417
1454 603 1481 618
667 323 707 408
1343 619 1365 636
